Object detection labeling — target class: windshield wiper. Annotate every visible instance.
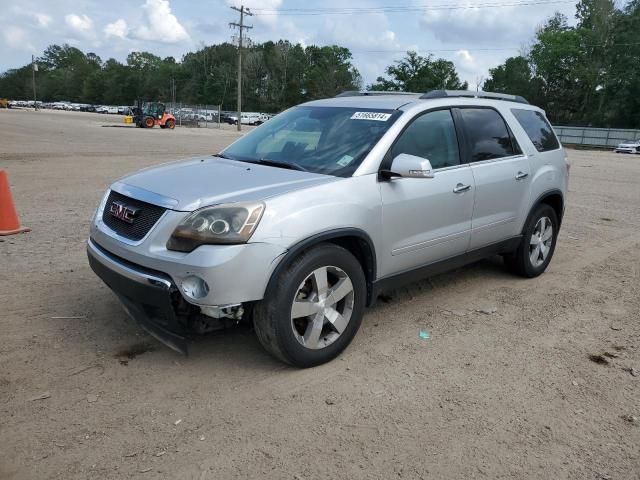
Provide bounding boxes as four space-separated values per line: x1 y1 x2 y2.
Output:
250 159 309 172
214 152 235 160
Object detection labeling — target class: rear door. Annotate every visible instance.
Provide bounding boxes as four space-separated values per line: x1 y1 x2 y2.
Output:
456 107 532 250
379 108 475 276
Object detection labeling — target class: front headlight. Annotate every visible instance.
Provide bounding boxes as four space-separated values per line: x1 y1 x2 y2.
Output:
167 201 265 252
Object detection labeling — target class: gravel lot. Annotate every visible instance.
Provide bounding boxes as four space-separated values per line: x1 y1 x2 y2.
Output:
1 109 639 480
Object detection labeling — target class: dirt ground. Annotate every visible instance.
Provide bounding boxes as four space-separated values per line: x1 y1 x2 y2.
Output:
1 109 638 480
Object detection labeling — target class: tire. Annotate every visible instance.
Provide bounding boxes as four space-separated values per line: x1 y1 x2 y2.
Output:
144 117 155 128
253 243 366 368
505 204 559 278
165 119 175 129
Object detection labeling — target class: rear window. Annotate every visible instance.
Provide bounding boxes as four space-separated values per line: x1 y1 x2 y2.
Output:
458 108 518 162
511 109 559 152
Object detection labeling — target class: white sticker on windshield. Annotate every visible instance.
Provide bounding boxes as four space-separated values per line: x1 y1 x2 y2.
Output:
350 111 392 121
337 155 354 167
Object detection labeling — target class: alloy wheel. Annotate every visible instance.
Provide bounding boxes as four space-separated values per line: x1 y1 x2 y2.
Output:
290 266 355 350
529 216 553 267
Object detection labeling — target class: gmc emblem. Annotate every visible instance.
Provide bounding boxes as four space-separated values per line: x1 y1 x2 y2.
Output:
109 201 140 224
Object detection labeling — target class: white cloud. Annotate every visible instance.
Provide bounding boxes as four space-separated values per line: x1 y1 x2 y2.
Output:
419 3 575 46
310 11 402 85
104 19 129 39
65 13 93 33
35 14 52 28
2 26 33 50
135 0 190 43
454 49 482 85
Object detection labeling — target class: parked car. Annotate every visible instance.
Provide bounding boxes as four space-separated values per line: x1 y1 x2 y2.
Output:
87 90 568 367
614 139 640 153
228 112 263 126
220 112 235 125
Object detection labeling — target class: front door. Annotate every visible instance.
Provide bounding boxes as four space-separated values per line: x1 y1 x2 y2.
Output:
379 109 475 277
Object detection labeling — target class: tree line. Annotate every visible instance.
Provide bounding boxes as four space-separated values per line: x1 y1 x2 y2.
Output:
2 0 639 127
484 0 640 128
0 41 364 113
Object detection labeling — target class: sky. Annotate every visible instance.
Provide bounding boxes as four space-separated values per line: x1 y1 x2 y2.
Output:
0 0 582 87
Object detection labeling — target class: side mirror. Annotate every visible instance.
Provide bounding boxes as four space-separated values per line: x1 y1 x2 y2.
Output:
381 153 434 180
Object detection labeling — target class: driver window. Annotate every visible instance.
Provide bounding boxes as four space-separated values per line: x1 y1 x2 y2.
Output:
391 109 460 169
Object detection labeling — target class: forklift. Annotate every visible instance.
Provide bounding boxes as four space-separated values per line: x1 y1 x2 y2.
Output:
132 100 176 129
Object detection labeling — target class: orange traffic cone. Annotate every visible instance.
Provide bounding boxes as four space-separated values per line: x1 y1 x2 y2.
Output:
0 170 30 236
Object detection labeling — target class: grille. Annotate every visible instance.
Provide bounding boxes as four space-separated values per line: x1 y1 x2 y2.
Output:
101 190 166 241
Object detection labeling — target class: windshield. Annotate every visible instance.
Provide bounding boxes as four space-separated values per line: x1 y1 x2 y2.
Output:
221 106 401 176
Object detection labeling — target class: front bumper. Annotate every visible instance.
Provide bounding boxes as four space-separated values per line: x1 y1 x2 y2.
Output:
90 208 287 307
87 238 189 354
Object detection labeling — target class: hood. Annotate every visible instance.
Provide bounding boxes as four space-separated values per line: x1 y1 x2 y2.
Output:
618 142 639 147
113 156 337 211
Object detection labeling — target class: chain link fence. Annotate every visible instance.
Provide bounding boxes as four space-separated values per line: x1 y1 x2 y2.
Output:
165 103 275 129
165 103 229 129
554 126 640 148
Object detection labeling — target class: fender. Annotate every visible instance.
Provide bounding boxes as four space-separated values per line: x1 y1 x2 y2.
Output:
263 228 378 305
524 188 565 231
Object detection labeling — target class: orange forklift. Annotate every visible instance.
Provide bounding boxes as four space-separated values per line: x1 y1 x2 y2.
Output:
134 101 176 129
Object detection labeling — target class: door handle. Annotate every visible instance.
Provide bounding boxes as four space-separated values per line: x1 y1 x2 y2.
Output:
515 171 529 180
453 183 471 193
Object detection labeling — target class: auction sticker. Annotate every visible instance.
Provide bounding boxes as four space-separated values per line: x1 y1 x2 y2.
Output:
350 111 392 121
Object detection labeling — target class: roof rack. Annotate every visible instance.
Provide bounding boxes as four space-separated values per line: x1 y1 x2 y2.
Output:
335 91 420 98
419 90 529 105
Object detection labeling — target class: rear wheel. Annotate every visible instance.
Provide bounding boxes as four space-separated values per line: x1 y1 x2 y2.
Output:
254 244 366 367
165 119 175 129
505 204 558 277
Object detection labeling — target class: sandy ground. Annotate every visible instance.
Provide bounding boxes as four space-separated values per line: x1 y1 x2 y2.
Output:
0 109 638 480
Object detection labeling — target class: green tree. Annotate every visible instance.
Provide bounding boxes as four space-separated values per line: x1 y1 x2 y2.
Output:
369 51 468 92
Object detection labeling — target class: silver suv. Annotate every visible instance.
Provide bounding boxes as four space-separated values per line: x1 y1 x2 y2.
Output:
88 90 568 367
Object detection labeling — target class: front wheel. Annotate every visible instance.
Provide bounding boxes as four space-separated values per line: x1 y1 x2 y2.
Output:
505 204 558 277
253 244 366 368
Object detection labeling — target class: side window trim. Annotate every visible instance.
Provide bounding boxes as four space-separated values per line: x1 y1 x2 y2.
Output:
380 107 462 173
454 105 521 164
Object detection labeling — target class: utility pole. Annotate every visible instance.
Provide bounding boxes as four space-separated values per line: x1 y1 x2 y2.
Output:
31 55 38 110
230 4 252 131
170 78 176 108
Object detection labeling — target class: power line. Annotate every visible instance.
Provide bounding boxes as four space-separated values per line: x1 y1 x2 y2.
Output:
229 4 253 132
251 0 576 15
351 47 522 54
348 41 640 55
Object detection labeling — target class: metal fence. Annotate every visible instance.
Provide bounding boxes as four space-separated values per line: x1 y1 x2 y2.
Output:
165 103 228 128
554 125 640 148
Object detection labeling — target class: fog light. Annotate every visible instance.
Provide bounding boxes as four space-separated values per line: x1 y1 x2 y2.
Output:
181 276 209 299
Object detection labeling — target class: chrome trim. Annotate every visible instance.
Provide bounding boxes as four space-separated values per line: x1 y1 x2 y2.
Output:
87 238 173 290
467 154 526 167
433 163 469 173
111 182 179 209
96 187 171 246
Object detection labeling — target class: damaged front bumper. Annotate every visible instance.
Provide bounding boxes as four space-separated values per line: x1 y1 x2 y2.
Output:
87 238 191 354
